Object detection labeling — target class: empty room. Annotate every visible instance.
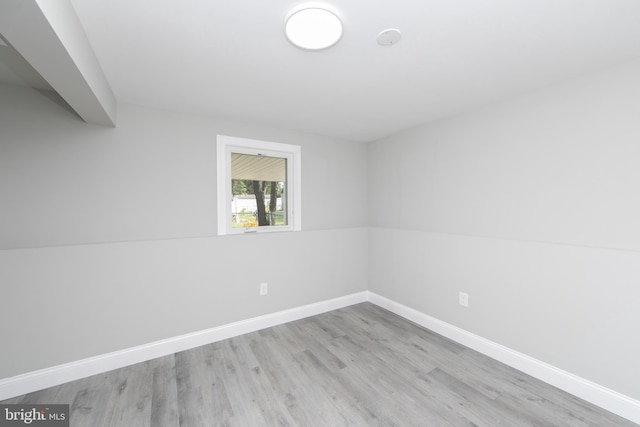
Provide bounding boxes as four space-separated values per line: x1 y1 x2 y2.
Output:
1 0 639 425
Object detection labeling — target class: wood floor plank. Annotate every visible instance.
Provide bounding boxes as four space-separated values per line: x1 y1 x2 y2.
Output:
103 361 153 427
408 334 504 400
248 331 348 426
290 348 375 426
426 367 541 427
302 311 348 340
150 355 179 427
69 369 125 427
353 303 467 354
175 344 233 427
216 336 294 426
323 353 413 426
0 395 24 404
1 302 636 426
286 322 347 372
265 324 307 355
329 334 475 426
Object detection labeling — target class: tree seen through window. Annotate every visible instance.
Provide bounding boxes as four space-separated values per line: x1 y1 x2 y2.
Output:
231 153 287 228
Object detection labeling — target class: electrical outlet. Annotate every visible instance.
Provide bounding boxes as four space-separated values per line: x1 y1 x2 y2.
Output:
459 292 469 307
260 282 268 296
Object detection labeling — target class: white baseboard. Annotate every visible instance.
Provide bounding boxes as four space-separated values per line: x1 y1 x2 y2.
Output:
0 291 368 401
367 291 640 425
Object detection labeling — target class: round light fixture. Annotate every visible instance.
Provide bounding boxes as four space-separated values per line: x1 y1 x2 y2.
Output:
285 7 343 50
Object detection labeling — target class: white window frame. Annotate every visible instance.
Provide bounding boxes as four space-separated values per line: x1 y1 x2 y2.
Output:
217 135 301 235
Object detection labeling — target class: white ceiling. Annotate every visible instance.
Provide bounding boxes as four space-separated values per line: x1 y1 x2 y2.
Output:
2 0 640 142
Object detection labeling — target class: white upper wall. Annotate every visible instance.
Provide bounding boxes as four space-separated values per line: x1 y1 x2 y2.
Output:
369 57 640 252
0 83 368 249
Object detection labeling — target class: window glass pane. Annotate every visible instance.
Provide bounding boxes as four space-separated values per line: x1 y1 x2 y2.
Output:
217 135 300 235
230 153 287 228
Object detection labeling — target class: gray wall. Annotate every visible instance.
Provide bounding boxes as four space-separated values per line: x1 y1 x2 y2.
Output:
2 57 640 403
369 58 640 400
0 84 368 378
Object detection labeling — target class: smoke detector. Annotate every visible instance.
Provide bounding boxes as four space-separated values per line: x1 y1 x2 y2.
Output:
377 29 402 46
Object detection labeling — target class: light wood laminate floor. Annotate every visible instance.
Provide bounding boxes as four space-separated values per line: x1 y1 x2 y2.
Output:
3 303 636 426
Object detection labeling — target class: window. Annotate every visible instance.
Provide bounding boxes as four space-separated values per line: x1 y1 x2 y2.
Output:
217 135 301 235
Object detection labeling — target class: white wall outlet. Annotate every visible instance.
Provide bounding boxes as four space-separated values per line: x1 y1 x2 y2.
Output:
260 282 268 296
459 292 469 307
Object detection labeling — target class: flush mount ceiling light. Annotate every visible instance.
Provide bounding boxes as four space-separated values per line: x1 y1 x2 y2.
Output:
285 6 343 50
